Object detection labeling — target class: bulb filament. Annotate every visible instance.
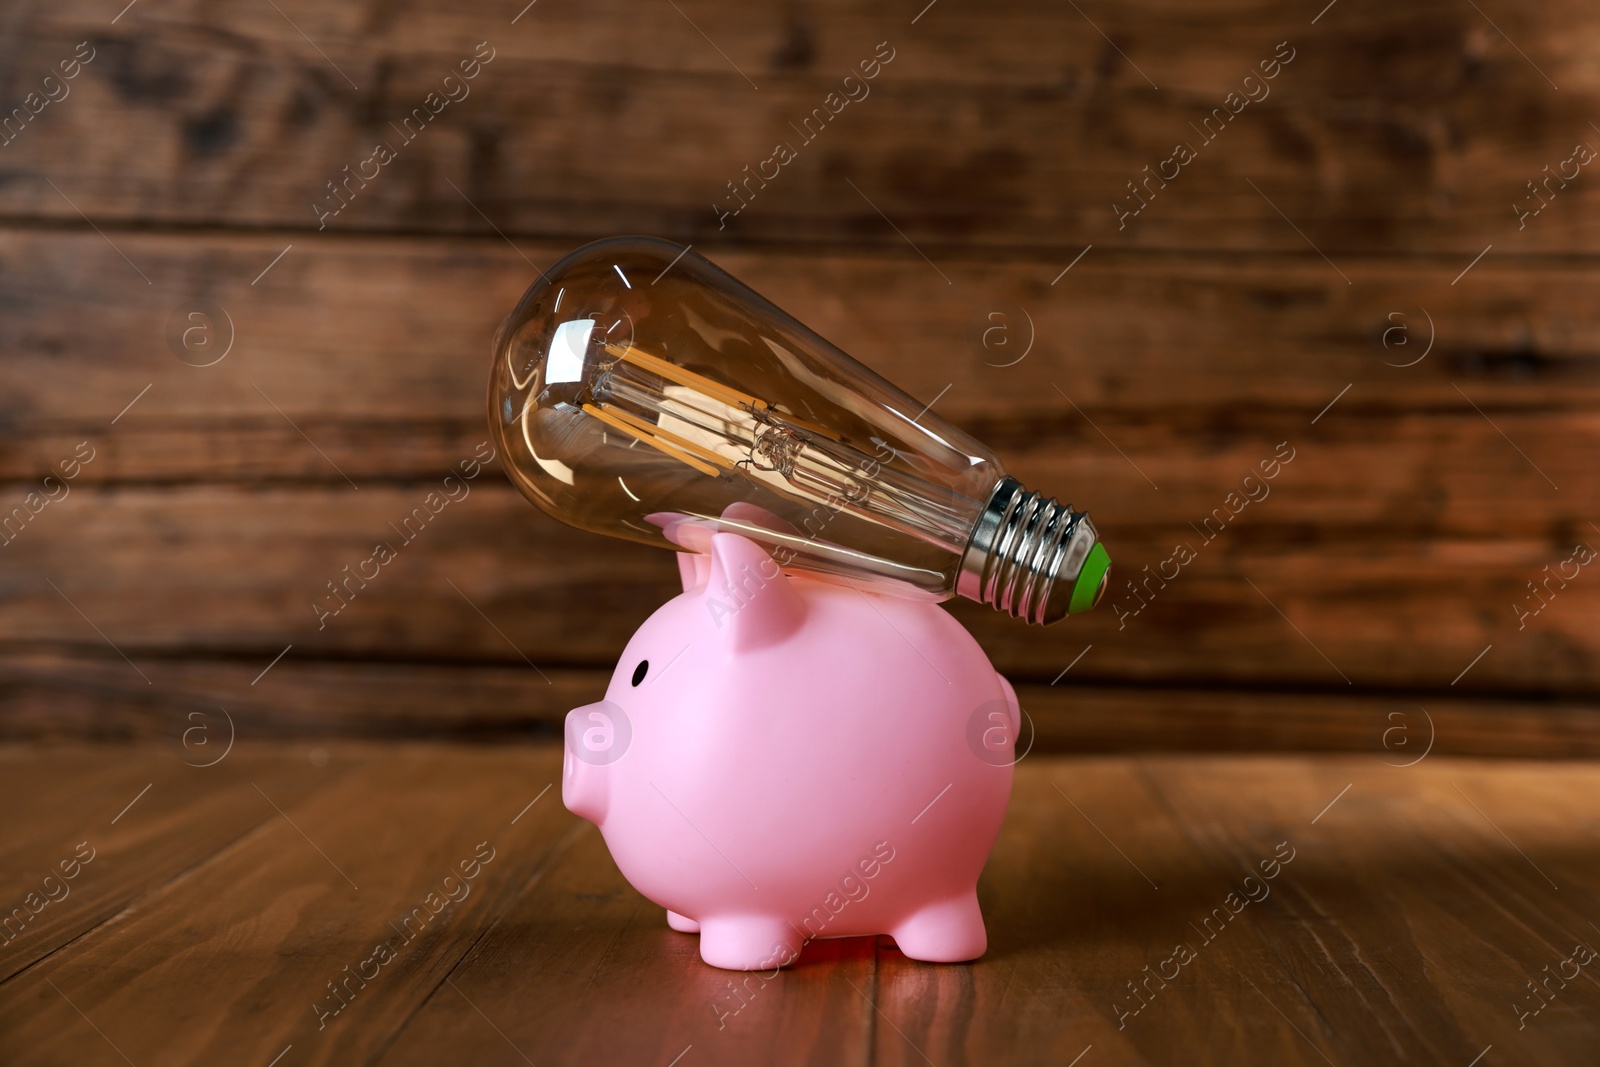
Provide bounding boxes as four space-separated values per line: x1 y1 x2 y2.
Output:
584 341 972 549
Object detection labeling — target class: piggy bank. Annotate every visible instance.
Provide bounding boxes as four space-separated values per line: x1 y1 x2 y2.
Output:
563 530 1019 971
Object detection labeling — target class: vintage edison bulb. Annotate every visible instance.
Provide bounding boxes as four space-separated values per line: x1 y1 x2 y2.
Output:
487 237 1109 624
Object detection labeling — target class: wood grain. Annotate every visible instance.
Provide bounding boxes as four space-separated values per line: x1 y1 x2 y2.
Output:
2 0 1597 253
0 652 588 742
374 819 878 1067
6 650 1599 759
4 0 1600 750
6 229 1600 436
4 743 1597 1065
2 483 1596 696
0 743 575 1066
0 231 1593 700
1 228 1595 713
0 745 369 983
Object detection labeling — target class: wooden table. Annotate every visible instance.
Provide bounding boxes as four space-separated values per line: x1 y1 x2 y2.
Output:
2 742 1594 1065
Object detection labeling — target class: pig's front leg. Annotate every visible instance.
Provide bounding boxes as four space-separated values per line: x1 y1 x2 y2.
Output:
666 910 700 933
697 916 803 971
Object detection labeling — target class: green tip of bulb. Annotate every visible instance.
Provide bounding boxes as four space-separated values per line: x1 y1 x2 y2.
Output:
1068 542 1111 616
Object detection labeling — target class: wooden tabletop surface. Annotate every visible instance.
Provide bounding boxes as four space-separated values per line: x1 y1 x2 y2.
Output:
1 741 1594 1066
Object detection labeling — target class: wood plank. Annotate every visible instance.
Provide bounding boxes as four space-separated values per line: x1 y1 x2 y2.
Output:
862 754 1600 1065
0 743 369 983
11 743 1596 1064
2 223 1596 724
0 652 591 742
3 0 1597 252
4 652 1599 761
1016 684 1600 761
6 410 1598 550
6 234 1600 446
0 483 669 664
373 824 876 1067
2 484 1597 696
0 742 577 1066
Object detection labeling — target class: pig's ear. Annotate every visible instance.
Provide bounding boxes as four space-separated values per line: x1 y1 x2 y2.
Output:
677 552 711 594
704 532 805 652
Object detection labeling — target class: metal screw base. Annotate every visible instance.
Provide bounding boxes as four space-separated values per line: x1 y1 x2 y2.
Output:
957 478 1105 626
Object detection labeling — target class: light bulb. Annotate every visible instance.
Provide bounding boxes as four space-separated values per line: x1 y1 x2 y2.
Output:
486 237 1110 625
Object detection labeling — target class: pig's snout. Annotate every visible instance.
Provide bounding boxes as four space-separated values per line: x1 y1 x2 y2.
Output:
563 701 629 825
562 742 607 825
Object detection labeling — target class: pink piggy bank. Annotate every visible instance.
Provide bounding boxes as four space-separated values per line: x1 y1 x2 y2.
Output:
563 531 1019 971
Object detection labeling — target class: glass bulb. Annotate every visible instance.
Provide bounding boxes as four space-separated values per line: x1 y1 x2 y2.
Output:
486 237 1110 625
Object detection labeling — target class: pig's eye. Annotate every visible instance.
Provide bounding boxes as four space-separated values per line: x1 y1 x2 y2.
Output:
631 660 649 687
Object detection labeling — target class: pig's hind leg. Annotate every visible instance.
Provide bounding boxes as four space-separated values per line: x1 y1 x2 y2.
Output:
697 915 803 971
888 892 987 963
666 910 700 933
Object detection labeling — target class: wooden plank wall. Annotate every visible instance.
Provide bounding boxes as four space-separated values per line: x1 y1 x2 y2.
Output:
1 0 1596 753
